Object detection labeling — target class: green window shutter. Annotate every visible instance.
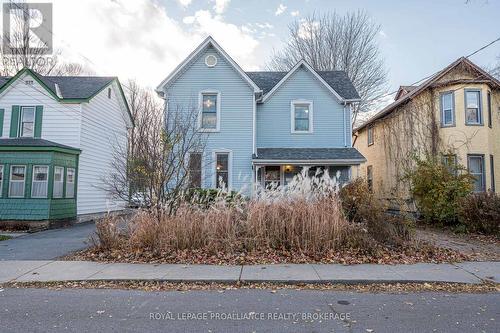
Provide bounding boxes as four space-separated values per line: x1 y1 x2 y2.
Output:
9 105 20 137
34 105 43 138
0 109 4 137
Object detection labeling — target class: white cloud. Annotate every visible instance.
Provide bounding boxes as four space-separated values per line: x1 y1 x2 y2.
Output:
291 10 300 17
49 0 259 87
255 22 273 29
177 0 192 7
212 0 231 14
275 4 287 16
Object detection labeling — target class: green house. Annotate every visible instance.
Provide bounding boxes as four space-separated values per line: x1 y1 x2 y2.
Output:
0 138 81 226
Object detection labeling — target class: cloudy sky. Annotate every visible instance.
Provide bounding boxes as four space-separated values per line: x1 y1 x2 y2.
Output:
7 0 500 99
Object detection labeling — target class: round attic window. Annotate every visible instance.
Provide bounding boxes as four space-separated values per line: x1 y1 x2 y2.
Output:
205 55 217 67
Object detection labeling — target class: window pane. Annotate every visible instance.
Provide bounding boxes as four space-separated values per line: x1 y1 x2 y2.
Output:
466 91 479 108
22 108 35 122
0 166 3 182
264 165 280 188
444 109 453 124
53 167 64 198
66 168 75 198
67 168 75 183
216 154 228 171
9 182 24 197
12 166 25 181
216 171 228 189
202 113 217 129
34 166 48 181
466 108 479 123
295 119 309 131
442 93 452 110
22 122 34 137
294 105 309 119
202 94 217 113
469 157 482 174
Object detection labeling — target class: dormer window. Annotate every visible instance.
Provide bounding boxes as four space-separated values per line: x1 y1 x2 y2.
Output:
291 100 313 133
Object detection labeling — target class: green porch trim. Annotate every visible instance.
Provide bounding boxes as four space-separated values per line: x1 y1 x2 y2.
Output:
0 145 81 155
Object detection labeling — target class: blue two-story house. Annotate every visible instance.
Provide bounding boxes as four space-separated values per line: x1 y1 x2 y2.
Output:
156 37 365 193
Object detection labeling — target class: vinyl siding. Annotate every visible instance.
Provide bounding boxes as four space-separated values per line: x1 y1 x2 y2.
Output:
257 67 347 148
78 81 129 214
165 46 255 192
0 73 81 146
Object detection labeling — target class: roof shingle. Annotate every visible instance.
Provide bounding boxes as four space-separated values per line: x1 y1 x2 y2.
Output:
253 148 365 163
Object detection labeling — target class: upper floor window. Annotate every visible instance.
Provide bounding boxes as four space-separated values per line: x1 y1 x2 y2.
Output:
9 165 25 198
440 92 454 127
31 165 49 198
487 91 492 128
200 92 219 131
21 106 35 137
367 125 374 146
107 87 112 99
468 154 485 192
291 100 313 133
465 90 482 125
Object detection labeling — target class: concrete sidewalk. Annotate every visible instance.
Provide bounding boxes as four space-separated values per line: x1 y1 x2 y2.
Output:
1 260 498 284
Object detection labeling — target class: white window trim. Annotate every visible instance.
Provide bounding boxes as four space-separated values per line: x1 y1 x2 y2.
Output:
20 106 36 138
291 100 313 134
198 90 221 132
66 167 76 198
9 165 26 198
31 165 49 198
0 165 3 198
205 54 217 67
212 150 232 190
53 166 64 198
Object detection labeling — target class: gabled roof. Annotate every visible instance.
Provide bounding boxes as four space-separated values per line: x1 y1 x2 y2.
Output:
0 68 134 127
355 57 500 131
259 60 360 103
246 70 360 100
156 36 261 93
394 85 417 100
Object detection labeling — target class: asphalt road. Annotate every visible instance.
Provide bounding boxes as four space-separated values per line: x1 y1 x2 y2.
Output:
0 288 498 332
0 223 95 260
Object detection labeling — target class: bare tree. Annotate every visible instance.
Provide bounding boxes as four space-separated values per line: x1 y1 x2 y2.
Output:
0 1 85 76
105 82 206 215
268 11 388 115
491 55 500 79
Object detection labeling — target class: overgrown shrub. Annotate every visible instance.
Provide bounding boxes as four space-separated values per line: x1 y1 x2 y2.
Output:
405 157 473 225
183 188 243 208
458 191 500 235
339 177 413 246
339 178 373 222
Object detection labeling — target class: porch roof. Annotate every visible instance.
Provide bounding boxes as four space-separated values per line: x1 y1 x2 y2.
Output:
252 148 366 165
0 138 81 154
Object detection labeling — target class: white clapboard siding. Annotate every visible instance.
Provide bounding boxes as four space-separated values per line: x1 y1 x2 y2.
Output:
0 74 81 145
77 81 129 215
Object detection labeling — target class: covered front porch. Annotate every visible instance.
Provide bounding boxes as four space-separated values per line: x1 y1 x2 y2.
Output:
252 148 366 189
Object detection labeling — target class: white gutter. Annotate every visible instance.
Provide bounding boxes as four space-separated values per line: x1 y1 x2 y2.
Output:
343 103 347 147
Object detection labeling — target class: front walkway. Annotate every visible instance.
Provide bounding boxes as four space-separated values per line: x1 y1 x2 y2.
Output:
1 260 498 284
0 223 95 260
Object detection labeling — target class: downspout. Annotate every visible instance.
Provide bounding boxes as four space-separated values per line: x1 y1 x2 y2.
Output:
252 93 257 156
